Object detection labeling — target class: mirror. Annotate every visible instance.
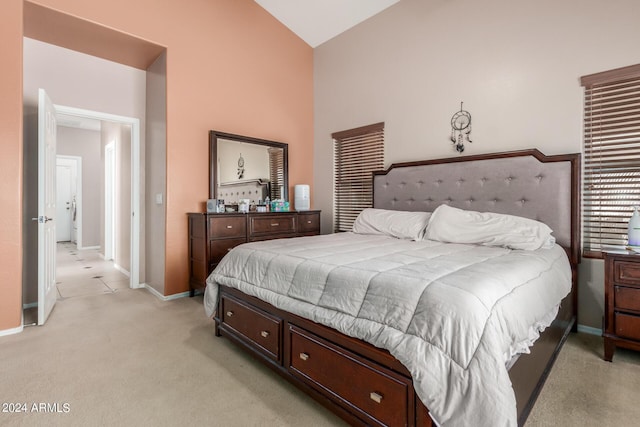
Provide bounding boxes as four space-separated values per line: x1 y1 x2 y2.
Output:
209 130 288 204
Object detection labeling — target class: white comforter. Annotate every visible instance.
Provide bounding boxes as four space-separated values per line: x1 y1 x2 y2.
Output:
204 233 571 427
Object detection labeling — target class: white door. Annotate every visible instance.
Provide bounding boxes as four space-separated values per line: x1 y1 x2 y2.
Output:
38 88 58 325
56 162 72 242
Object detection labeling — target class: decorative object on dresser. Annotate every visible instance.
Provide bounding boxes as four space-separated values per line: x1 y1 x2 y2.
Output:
628 206 640 246
603 251 640 361
187 210 321 297
294 184 310 211
206 149 581 427
206 198 217 213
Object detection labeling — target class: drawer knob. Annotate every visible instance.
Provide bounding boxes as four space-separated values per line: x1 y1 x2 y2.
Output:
370 392 383 404
260 330 270 338
271 223 280 227
226 310 234 317
299 352 310 361
226 225 233 229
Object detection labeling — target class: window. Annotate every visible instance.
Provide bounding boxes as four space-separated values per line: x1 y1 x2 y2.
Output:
581 64 640 257
332 122 384 232
268 147 284 200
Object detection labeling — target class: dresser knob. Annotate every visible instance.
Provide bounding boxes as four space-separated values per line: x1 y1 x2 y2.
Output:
307 220 312 224
226 311 234 317
299 352 309 361
271 223 280 227
260 330 270 338
226 225 233 229
370 392 383 403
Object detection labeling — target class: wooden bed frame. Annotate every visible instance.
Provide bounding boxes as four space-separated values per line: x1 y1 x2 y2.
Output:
213 149 581 426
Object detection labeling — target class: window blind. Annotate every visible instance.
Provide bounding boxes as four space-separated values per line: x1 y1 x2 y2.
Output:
581 64 640 257
333 122 384 232
268 147 284 200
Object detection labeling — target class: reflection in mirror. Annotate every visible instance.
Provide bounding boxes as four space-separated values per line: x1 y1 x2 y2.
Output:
209 131 288 205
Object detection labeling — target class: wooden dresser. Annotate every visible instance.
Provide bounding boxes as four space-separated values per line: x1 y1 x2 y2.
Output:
603 251 640 361
187 210 320 296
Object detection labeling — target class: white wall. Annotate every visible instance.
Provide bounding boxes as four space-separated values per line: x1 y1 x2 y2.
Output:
217 140 270 183
23 38 147 119
100 122 131 273
313 0 640 330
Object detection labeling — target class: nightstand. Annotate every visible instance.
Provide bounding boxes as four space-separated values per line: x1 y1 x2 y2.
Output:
603 251 640 361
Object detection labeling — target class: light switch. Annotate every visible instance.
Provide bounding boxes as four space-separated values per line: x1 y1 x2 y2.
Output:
155 193 163 205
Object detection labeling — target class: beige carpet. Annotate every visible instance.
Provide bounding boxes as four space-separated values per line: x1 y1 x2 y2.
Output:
527 330 640 426
1 288 638 427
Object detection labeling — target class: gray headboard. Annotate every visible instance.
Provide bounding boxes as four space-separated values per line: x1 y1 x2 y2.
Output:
373 149 580 263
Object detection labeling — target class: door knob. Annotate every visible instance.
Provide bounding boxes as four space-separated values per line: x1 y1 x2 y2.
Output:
32 216 53 223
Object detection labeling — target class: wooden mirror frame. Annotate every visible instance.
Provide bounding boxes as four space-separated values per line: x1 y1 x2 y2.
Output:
209 130 289 201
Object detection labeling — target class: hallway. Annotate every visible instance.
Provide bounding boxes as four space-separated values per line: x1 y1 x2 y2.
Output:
24 242 129 326
56 242 129 299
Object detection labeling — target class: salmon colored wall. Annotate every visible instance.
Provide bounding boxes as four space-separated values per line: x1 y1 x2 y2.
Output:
0 0 313 331
0 0 24 332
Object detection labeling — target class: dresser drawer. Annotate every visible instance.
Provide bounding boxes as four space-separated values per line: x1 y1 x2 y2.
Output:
615 286 640 313
249 214 296 237
615 312 640 341
298 212 320 234
210 238 246 265
289 326 410 427
614 260 640 286
209 216 246 238
221 296 282 362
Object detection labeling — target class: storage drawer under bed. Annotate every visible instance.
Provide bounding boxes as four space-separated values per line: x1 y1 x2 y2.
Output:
220 295 282 363
288 325 411 427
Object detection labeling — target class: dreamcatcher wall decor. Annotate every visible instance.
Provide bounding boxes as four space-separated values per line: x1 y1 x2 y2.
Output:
237 153 245 179
450 102 472 153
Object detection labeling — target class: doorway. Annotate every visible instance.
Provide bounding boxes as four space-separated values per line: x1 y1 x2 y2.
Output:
55 104 142 289
56 155 80 244
23 102 143 326
22 6 168 327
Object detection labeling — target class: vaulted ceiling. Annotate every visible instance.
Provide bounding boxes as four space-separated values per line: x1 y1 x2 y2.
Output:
254 0 401 47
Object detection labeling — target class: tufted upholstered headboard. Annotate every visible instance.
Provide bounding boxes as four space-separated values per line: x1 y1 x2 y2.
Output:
373 149 581 265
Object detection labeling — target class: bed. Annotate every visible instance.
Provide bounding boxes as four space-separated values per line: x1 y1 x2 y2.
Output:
204 149 580 427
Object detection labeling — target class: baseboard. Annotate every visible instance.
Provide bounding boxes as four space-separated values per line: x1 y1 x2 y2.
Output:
577 324 602 336
143 284 190 301
78 245 100 250
0 324 24 337
165 291 191 300
114 263 131 278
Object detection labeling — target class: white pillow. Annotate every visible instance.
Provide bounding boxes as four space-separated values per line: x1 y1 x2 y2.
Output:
352 208 431 241
424 204 554 250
